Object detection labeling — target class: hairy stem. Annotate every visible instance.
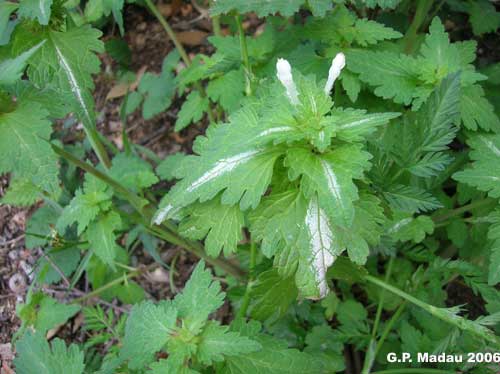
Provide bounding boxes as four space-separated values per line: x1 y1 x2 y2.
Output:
235 15 253 96
365 275 500 348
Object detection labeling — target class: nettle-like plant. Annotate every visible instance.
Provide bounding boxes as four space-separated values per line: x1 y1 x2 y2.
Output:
154 53 400 299
3 0 500 373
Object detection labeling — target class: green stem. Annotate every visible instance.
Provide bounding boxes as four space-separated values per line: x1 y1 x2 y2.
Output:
432 198 494 223
235 15 252 96
362 257 395 374
236 242 257 319
365 275 500 348
373 301 407 359
404 0 434 54
83 127 111 169
212 14 222 36
73 268 144 303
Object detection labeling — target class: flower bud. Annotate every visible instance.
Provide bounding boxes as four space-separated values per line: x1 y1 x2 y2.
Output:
276 58 299 105
324 52 346 95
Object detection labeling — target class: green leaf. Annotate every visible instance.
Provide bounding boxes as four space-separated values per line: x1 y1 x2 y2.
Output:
18 0 53 25
155 108 284 223
206 69 244 113
0 100 58 193
57 175 112 235
249 268 298 321
210 0 304 17
467 0 500 35
387 213 435 243
138 71 175 120
156 152 186 181
197 321 261 365
109 153 158 192
25 205 59 248
173 261 225 333
175 91 210 131
86 211 122 268
15 25 104 129
18 293 80 334
14 331 85 374
0 1 18 40
121 300 177 369
352 18 402 46
346 50 423 106
1 177 41 206
453 134 500 198
0 41 44 85
285 145 370 227
384 185 442 213
178 198 244 257
37 247 81 284
460 84 500 132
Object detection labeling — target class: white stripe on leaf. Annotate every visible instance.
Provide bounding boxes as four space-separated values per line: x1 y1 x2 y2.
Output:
305 197 336 298
187 149 261 193
257 126 294 138
320 159 344 211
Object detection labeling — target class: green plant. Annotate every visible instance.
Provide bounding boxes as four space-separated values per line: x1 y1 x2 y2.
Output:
2 0 500 373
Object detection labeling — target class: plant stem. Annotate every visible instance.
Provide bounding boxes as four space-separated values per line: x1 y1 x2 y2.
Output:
144 0 191 66
212 15 222 36
373 301 407 358
404 0 434 54
365 275 500 348
51 142 246 280
432 198 494 223
73 268 144 303
235 15 252 96
362 257 395 374
236 241 257 319
83 127 111 169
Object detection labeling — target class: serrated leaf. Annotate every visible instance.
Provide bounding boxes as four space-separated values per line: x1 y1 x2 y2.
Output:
155 108 285 223
346 50 423 105
249 268 298 321
1 177 41 206
138 70 176 119
121 300 177 369
467 0 500 36
175 91 210 131
387 213 435 243
86 211 121 268
0 41 44 85
0 100 58 193
14 331 85 374
0 2 18 39
109 153 158 192
352 18 402 46
453 134 500 198
460 84 500 132
206 69 244 113
156 152 186 181
17 293 80 334
18 0 53 25
197 321 261 365
15 25 104 129
178 198 244 257
173 261 225 333
25 205 59 248
384 185 442 213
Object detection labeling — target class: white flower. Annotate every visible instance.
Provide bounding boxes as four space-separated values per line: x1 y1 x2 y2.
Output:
324 52 346 95
276 58 299 105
